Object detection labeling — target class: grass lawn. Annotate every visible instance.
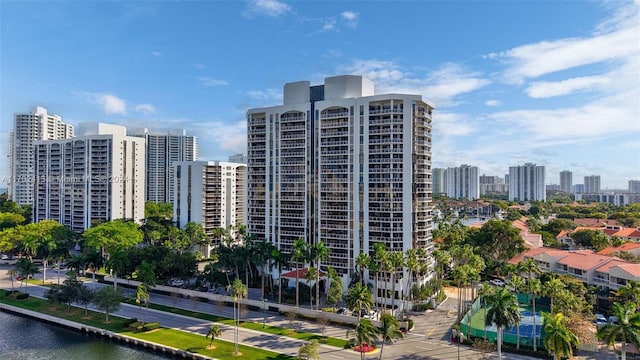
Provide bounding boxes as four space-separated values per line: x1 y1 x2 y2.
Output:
126 298 349 348
124 327 293 360
1 290 294 359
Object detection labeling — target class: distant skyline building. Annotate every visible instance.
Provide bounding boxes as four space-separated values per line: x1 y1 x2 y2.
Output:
130 128 198 203
629 180 640 193
228 153 247 164
33 123 145 232
432 168 446 195
508 163 546 201
573 184 585 194
173 160 246 258
584 175 601 194
445 164 479 200
560 170 573 193
246 75 434 302
9 106 75 205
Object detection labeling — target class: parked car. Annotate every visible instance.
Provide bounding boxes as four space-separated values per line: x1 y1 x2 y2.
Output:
489 279 505 287
0 254 9 260
594 314 607 327
336 307 349 315
170 279 185 287
363 310 377 320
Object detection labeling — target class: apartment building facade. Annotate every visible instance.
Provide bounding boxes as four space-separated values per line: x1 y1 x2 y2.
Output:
445 164 479 200
559 170 572 193
173 160 246 257
130 129 198 203
584 175 601 194
246 75 434 301
508 163 546 201
33 123 145 232
9 107 75 205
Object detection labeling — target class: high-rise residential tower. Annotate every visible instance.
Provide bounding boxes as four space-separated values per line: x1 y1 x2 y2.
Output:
508 163 546 201
33 123 145 232
432 168 446 196
130 129 198 203
445 164 479 200
630 180 640 193
559 170 573 193
584 175 601 193
173 160 246 257
247 75 434 304
9 107 74 205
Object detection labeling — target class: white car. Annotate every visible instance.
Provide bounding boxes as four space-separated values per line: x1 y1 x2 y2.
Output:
0 254 9 260
170 279 185 287
489 279 505 287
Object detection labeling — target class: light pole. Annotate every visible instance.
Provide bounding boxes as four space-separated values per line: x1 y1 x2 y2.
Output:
263 298 267 328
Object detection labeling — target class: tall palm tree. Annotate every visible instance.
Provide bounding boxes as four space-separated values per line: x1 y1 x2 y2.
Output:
389 251 405 315
228 278 247 355
105 248 128 290
543 312 579 360
378 313 404 360
311 241 329 311
404 248 420 314
373 243 388 313
508 275 525 350
346 282 374 322
83 248 103 289
478 283 495 341
485 287 521 360
292 238 308 308
206 324 222 348
347 319 379 360
356 253 370 287
527 277 542 351
305 267 317 308
271 249 289 303
136 284 150 323
254 239 275 301
597 302 640 360
616 281 640 309
518 257 541 280
545 277 565 314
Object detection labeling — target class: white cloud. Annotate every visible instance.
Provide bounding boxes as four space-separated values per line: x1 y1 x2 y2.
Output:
152 51 163 56
246 88 281 102
135 103 156 114
243 0 291 18
199 77 229 86
485 99 501 107
526 76 610 98
197 120 248 153
337 60 489 107
341 11 359 28
489 3 639 83
193 63 206 70
322 20 336 32
75 92 127 115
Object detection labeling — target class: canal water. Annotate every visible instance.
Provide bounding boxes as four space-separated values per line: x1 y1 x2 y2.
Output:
0 311 171 360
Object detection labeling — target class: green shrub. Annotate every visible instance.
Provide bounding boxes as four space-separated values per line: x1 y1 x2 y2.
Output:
124 318 138 327
129 321 144 330
408 319 414 331
15 292 30 300
321 307 337 313
141 322 161 331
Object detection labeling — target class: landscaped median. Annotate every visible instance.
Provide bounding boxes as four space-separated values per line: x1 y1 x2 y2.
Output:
0 290 293 360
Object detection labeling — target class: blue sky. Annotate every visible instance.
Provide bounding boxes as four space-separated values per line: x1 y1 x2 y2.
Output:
1 0 638 189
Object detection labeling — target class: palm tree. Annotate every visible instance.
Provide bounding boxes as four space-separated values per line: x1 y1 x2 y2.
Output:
346 282 374 322
15 257 39 289
105 248 128 290
485 287 521 360
373 243 388 313
478 283 495 341
271 249 289 303
378 313 404 360
292 238 308 308
597 302 640 360
389 251 405 315
311 241 330 311
518 257 541 280
135 284 150 323
616 281 640 309
206 324 222 349
356 252 370 287
527 277 542 351
543 312 579 360
255 239 275 301
404 248 420 314
228 278 247 355
7 269 17 291
347 319 379 360
83 248 103 289
134 261 156 323
66 254 85 277
508 275 525 350
545 277 565 314
305 267 317 308
298 339 320 360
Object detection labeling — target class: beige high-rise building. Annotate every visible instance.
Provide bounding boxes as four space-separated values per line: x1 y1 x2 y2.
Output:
247 75 434 305
173 160 246 257
33 123 145 232
9 107 74 205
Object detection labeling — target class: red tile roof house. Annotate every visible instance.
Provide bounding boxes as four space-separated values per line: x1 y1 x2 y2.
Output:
597 243 640 257
509 248 640 290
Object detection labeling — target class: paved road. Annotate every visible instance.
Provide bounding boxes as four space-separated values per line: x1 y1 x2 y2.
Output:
0 267 617 360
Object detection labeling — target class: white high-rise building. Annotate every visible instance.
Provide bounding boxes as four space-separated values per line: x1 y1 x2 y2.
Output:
173 161 246 257
445 164 479 200
247 75 434 304
630 180 640 193
432 168 446 195
584 175 601 194
9 107 74 205
508 163 546 201
559 170 573 193
129 129 198 203
33 123 145 232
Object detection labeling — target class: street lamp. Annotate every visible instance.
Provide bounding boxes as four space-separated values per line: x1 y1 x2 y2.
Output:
263 298 267 328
